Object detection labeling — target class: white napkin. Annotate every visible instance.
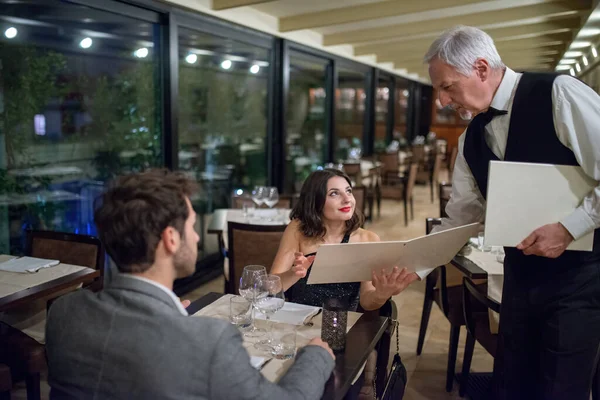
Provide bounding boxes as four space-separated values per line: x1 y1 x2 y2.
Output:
250 356 268 369
254 302 320 325
0 257 60 273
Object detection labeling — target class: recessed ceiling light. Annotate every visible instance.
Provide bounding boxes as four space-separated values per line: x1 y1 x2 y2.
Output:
583 55 589 66
79 37 92 49
575 62 581 72
570 68 575 76
593 46 598 58
185 54 197 64
4 27 17 39
249 64 260 74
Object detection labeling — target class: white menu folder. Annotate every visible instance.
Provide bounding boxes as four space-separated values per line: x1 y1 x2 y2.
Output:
484 161 597 251
306 223 480 284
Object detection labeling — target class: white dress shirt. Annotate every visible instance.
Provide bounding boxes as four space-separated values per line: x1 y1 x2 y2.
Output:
417 67 600 279
122 274 189 316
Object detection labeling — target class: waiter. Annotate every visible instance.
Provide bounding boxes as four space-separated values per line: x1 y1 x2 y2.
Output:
421 25 600 400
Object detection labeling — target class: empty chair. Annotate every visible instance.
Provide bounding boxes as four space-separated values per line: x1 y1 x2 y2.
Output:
459 277 500 398
225 222 286 294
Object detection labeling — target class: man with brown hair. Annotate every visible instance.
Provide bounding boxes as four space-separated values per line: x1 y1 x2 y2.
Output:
45 169 335 400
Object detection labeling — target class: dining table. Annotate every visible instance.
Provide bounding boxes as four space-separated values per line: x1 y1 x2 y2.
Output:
188 292 390 400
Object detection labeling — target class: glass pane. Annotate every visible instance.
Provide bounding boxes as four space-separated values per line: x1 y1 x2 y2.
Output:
286 53 328 193
0 1 161 254
335 67 366 162
394 79 410 148
375 76 391 150
177 27 269 214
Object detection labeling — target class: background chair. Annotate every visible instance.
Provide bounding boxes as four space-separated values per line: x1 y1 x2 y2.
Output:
439 182 452 218
430 153 444 203
417 218 486 392
459 277 500 398
352 186 366 226
225 222 286 294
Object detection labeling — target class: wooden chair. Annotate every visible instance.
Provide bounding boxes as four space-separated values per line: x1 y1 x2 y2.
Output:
460 277 500 397
0 363 11 400
362 166 382 222
430 153 444 203
343 163 362 185
225 222 286 294
417 218 486 392
27 230 105 291
352 186 366 227
0 231 105 400
439 182 452 218
378 152 401 185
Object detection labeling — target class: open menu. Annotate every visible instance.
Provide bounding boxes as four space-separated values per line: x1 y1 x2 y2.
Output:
307 223 480 284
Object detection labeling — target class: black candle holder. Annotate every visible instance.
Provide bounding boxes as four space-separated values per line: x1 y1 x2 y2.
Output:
321 298 348 352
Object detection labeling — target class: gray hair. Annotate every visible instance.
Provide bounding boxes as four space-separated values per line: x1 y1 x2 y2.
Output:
424 25 504 76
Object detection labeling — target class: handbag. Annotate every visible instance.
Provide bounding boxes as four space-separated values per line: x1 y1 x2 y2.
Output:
374 319 407 400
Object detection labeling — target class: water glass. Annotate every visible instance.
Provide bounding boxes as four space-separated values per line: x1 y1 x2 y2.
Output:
230 296 252 329
242 203 256 219
477 232 485 250
271 325 297 360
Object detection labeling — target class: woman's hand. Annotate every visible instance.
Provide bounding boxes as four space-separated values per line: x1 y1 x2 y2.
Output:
291 252 315 278
372 266 419 298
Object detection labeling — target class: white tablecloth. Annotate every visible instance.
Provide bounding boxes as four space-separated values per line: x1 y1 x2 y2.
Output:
192 294 362 383
464 248 504 333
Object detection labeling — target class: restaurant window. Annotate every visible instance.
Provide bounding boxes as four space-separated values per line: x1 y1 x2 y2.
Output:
0 1 162 254
375 75 392 151
335 66 367 162
394 78 411 148
285 52 328 193
177 27 269 214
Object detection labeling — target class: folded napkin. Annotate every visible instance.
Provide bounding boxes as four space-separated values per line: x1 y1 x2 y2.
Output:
0 257 60 273
254 302 320 325
250 356 269 370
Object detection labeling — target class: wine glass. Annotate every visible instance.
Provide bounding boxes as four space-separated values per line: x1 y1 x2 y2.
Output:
251 186 266 208
239 265 267 337
264 187 279 209
254 274 285 352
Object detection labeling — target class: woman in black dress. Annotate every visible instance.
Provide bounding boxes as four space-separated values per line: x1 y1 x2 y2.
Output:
271 168 418 311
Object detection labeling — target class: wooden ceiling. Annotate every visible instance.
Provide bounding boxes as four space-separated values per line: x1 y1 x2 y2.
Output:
210 0 593 79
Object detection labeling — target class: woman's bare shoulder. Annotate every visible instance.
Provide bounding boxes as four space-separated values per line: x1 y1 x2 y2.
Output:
352 228 381 243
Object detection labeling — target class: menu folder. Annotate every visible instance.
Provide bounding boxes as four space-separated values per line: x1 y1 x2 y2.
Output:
307 223 481 285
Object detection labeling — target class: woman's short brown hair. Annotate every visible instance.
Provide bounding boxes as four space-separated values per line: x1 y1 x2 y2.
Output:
290 168 363 239
94 169 198 273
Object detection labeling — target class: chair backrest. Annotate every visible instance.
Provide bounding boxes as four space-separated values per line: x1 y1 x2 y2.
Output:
449 146 459 175
439 182 452 218
343 163 362 184
463 277 501 355
27 230 105 290
425 217 442 235
405 163 419 199
378 152 399 173
353 186 366 223
431 153 444 184
227 222 286 294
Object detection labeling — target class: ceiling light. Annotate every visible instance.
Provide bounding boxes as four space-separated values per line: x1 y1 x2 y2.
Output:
555 65 571 70
79 37 92 49
570 68 575 76
185 54 197 64
221 60 232 70
559 59 577 64
578 28 600 38
4 27 17 39
134 47 148 58
564 51 583 57
570 41 592 49
593 46 598 58
583 55 589 66
575 63 581 72
249 64 260 74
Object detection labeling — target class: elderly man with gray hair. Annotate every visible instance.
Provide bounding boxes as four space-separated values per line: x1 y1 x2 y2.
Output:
422 25 600 400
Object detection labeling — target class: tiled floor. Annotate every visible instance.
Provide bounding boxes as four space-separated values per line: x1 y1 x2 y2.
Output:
12 169 494 399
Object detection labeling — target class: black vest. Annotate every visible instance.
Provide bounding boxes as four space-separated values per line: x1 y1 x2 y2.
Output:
463 72 600 272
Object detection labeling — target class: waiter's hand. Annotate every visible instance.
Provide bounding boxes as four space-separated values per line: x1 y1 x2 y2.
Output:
517 223 574 258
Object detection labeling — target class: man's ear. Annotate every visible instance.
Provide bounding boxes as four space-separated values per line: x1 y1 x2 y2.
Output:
161 226 181 255
474 58 491 82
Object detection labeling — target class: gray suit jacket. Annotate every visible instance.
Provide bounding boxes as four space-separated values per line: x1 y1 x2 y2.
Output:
46 275 335 400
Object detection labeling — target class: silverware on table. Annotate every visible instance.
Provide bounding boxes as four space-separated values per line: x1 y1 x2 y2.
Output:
303 309 322 327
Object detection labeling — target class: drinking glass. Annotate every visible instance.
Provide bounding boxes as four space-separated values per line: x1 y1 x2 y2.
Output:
271 325 297 360
239 265 267 337
264 187 279 209
251 186 266 208
229 296 252 330
254 274 285 352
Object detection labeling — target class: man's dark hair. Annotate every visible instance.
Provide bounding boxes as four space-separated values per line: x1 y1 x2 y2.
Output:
290 168 363 239
94 169 198 273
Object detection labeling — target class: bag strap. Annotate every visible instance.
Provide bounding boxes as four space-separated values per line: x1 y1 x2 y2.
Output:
373 318 400 399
